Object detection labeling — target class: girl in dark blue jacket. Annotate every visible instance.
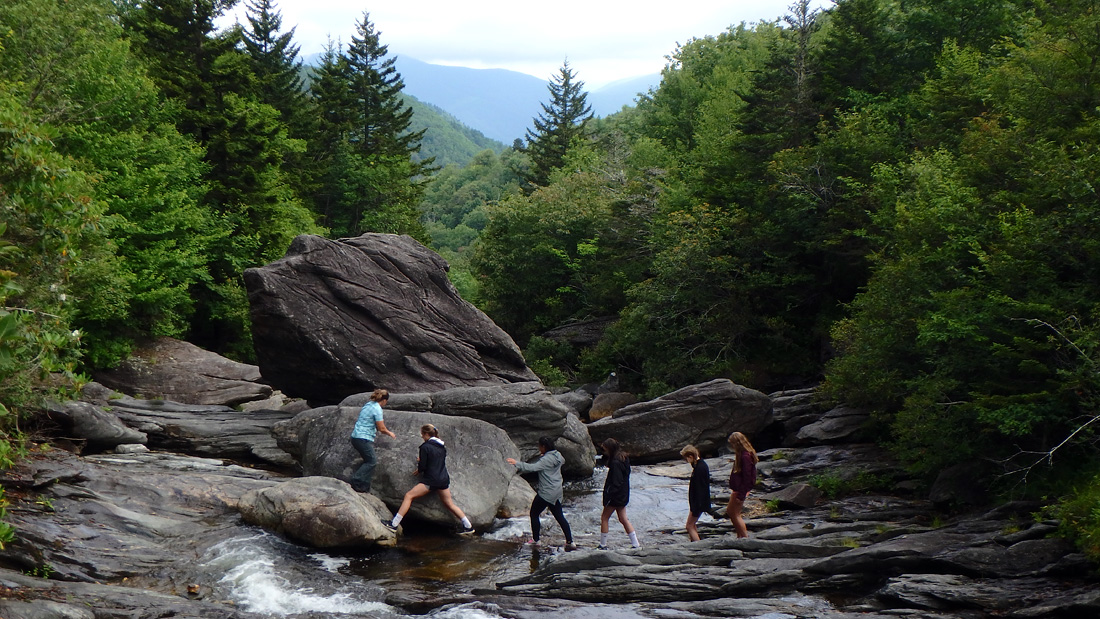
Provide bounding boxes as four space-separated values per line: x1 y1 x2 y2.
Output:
383 424 474 535
599 438 639 549
680 444 711 541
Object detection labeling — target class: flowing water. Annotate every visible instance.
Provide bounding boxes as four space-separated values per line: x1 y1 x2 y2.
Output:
193 461 809 618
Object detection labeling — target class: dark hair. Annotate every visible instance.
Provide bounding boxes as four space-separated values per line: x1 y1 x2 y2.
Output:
601 438 626 461
537 436 556 451
420 424 439 438
370 389 389 402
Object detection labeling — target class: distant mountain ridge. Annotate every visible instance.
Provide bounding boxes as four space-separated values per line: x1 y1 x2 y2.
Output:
304 53 660 145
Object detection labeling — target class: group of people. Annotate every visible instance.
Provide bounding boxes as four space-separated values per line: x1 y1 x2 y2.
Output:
349 388 760 545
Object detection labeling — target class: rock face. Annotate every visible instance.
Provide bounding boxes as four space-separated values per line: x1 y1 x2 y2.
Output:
44 400 147 451
244 233 538 403
496 499 1095 611
238 477 396 548
91 337 272 407
272 406 534 529
103 394 298 468
587 379 774 463
588 392 637 421
792 405 871 446
354 382 596 478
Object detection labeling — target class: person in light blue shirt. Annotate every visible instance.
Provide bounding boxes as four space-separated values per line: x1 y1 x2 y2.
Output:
350 389 395 492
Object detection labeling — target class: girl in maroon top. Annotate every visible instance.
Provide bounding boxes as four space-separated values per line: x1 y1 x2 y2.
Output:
727 431 758 538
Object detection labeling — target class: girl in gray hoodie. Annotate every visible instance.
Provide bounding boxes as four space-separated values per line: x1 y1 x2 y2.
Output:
507 436 576 550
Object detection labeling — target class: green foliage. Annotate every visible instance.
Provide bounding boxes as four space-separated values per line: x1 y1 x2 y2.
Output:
0 486 14 550
523 60 593 189
0 91 96 420
523 336 576 386
24 563 55 579
807 470 893 499
470 140 646 343
823 2 1100 477
305 15 429 242
1055 474 1100 561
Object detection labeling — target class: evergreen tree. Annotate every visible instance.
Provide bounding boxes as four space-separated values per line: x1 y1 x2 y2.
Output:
122 0 239 142
344 13 427 164
240 0 313 137
123 0 319 356
306 12 429 239
523 60 593 189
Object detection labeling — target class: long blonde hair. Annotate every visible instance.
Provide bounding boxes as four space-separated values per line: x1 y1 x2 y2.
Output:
728 432 758 473
370 389 389 402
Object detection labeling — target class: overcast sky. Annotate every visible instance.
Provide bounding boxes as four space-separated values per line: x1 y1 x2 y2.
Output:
220 1 831 87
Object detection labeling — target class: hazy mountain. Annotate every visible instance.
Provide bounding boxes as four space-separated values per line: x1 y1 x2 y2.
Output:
302 53 660 149
589 74 661 117
403 95 506 167
394 56 546 145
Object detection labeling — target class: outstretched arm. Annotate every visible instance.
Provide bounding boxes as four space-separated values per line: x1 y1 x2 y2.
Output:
375 419 396 438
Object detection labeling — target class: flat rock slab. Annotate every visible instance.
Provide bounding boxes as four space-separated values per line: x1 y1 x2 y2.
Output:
92 337 271 407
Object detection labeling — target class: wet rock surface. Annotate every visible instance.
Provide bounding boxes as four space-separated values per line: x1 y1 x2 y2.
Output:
1 386 1097 619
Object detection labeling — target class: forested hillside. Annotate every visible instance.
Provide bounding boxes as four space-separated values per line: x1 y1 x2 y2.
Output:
3 0 1100 558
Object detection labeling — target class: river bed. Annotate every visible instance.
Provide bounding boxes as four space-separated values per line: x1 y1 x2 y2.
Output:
191 461 822 618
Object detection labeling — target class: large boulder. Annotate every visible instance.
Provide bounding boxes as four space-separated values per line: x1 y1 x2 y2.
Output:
587 379 773 463
237 477 396 548
244 233 538 403
347 382 596 478
272 406 534 529
790 405 870 446
91 337 271 407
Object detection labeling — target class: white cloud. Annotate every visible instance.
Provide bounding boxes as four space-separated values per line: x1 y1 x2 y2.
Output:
220 0 828 87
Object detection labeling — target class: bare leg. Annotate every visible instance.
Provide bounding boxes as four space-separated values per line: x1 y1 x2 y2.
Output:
727 494 748 538
436 488 467 521
600 505 615 534
614 507 635 534
686 512 700 541
396 483 431 518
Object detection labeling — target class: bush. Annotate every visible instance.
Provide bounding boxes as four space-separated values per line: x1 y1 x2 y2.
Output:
1056 475 1100 562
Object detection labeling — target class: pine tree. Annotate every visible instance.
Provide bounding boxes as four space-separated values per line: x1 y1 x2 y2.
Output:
524 60 593 189
343 12 431 171
305 13 430 239
123 0 320 355
122 0 239 142
241 0 310 125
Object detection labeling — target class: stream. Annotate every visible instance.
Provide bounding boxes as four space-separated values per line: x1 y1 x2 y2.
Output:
189 462 828 618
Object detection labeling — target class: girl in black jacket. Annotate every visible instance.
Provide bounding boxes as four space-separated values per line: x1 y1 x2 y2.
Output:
680 444 711 542
383 424 474 535
599 438 640 549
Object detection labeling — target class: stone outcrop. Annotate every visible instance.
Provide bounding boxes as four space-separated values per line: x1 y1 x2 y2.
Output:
348 382 596 477
587 379 773 463
243 233 538 403
496 498 1096 614
237 477 396 548
272 406 534 529
792 405 871 446
44 400 147 451
587 392 636 421
91 337 272 407
0 449 277 584
103 394 298 468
